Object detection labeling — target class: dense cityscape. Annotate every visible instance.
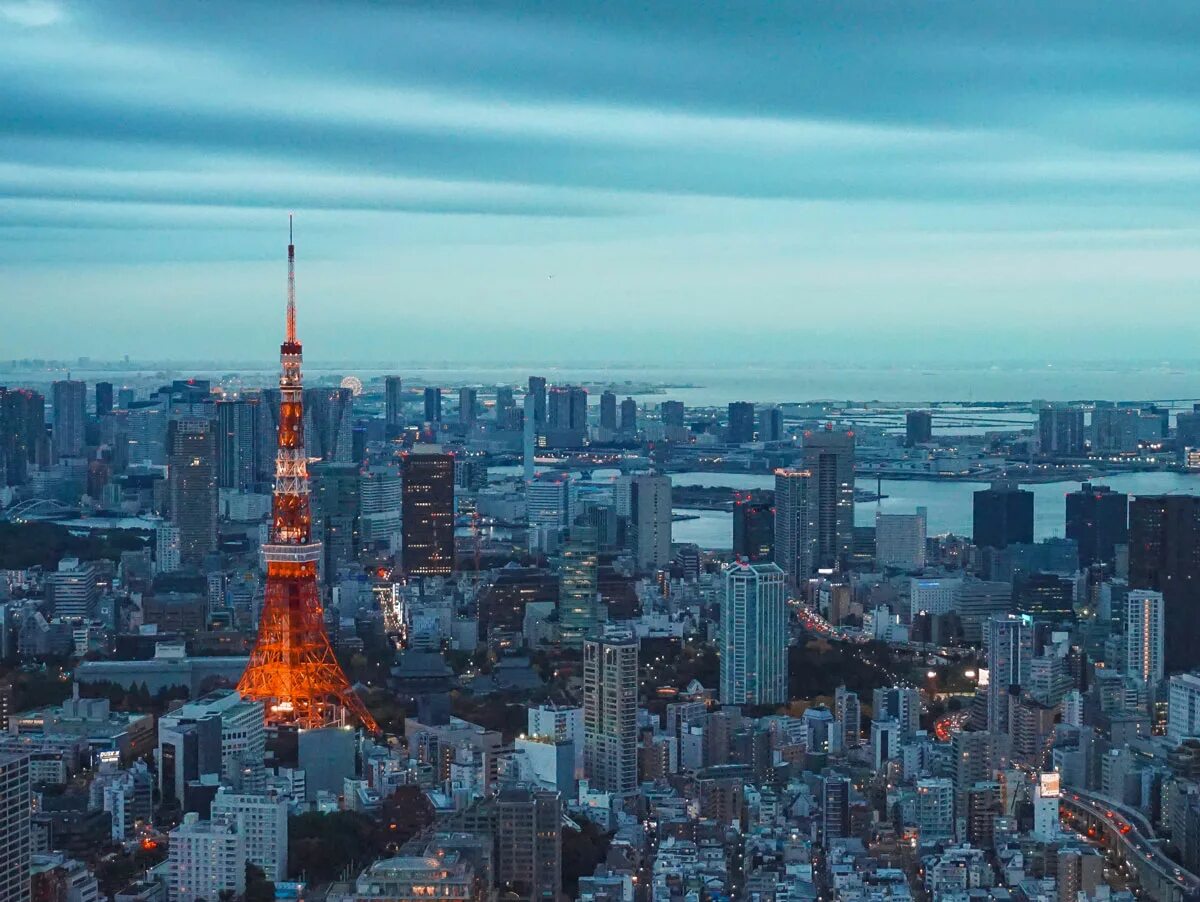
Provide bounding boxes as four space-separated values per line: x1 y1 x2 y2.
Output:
9 3 1200 902
1 223 1200 902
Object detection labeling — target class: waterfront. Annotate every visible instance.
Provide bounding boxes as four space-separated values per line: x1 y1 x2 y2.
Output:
669 470 1200 550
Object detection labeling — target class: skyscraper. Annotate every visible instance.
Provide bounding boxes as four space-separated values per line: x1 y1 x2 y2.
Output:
599 391 617 431
1038 405 1085 456
758 406 784 442
527 376 547 426
0 388 45 486
1065 482 1128 569
310 462 361 577
727 401 755 444
629 473 672 572
51 379 86 458
167 417 218 570
773 467 814 584
720 562 787 706
458 387 477 425
558 526 604 646
660 400 685 430
424 387 442 423
1129 494 1200 671
547 385 588 446
733 490 774 562
304 387 354 462
216 398 260 492
801 426 855 570
384 375 403 435
905 410 932 447
401 449 455 577
583 633 638 796
1125 589 1165 687
0 753 30 902
619 397 637 434
95 381 114 418
973 481 1034 550
986 614 1033 734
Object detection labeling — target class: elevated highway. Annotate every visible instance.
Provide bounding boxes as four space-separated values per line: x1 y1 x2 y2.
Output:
1060 788 1200 901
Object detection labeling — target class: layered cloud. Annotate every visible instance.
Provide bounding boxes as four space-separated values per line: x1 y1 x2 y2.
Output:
3 1 1200 360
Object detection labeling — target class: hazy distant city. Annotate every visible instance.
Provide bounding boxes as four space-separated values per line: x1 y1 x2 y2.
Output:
7 3 1200 902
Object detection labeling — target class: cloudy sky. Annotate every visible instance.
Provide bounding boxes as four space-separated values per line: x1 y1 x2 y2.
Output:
3 0 1200 364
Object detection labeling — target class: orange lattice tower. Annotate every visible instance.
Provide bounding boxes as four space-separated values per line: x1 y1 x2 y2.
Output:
237 217 378 733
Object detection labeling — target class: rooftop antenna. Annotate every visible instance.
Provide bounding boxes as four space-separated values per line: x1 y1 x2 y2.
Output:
286 213 296 344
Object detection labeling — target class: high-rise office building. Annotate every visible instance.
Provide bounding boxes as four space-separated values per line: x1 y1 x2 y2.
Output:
759 406 784 442
619 397 637 434
1129 495 1200 671
458 387 477 425
801 426 855 570
720 562 787 705
727 401 755 444
216 398 260 492
304 387 353 462
629 473 672 572
0 753 30 902
167 417 218 570
401 449 455 577
359 465 403 551
905 410 932 447
495 385 515 420
774 468 814 584
210 789 288 881
986 614 1033 734
1065 482 1128 569
526 473 571 531
599 391 617 431
876 509 927 570
46 557 100 619
0 388 45 486
660 400 685 429
384 376 403 435
1125 589 1164 686
583 633 638 796
1014 572 1075 623
95 382 114 418
559 526 604 647
51 379 86 458
1038 404 1085 456
973 481 1034 549
546 385 588 446
733 490 774 561
310 462 361 577
527 376 547 426
423 387 442 423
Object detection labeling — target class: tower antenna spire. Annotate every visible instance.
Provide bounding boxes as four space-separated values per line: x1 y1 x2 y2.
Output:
286 213 296 344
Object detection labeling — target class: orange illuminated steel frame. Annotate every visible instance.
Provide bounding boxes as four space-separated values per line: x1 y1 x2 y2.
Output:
236 218 378 733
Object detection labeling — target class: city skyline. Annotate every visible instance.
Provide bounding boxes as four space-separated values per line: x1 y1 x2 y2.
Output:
4 1 1200 362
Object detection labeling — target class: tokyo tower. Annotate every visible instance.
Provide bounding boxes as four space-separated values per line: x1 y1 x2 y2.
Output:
237 218 378 733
